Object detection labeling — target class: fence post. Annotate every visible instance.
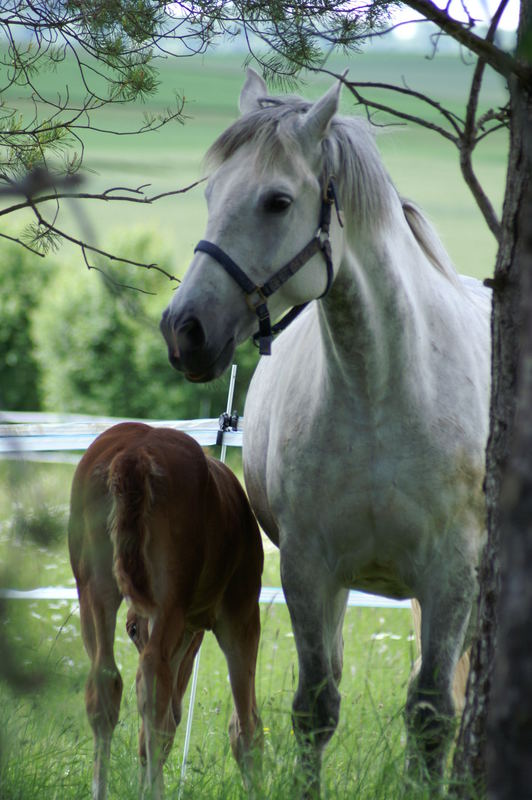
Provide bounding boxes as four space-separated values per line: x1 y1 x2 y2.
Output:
178 364 238 798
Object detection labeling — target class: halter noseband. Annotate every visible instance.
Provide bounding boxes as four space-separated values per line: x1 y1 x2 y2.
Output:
194 175 342 356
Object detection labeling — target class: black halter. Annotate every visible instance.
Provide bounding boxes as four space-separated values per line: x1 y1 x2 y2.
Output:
194 175 342 356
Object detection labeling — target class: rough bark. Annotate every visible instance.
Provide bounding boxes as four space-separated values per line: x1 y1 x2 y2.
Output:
451 4 532 795
486 60 532 800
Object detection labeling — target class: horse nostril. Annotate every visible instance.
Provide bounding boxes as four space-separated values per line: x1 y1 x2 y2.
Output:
176 317 205 352
168 351 181 369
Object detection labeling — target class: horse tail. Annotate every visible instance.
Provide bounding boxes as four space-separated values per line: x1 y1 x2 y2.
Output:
401 198 461 288
108 447 159 613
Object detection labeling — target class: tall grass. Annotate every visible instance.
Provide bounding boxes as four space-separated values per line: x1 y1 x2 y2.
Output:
0 678 457 798
0 683 421 799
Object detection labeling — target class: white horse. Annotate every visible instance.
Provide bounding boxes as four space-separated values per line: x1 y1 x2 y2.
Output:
160 69 491 795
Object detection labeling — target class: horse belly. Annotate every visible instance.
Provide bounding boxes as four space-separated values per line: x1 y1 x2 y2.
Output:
265 431 482 601
311 488 429 599
326 496 436 600
340 561 412 600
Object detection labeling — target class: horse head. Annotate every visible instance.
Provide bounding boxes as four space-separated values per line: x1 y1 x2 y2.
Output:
160 69 345 381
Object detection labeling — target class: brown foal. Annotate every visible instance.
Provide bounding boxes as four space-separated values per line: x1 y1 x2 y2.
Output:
68 422 263 799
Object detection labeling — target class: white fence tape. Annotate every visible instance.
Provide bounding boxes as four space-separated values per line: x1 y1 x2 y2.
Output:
0 585 410 609
0 416 242 455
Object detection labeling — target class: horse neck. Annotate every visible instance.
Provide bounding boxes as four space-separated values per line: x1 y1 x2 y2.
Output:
318 214 445 403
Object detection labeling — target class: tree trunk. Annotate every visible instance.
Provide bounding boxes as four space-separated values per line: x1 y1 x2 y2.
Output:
452 4 532 796
486 53 532 800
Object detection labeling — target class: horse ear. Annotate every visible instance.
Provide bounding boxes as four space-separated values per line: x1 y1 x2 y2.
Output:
300 79 343 143
239 68 268 115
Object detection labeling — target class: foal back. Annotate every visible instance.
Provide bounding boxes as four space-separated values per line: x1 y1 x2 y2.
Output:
105 423 259 622
68 422 263 800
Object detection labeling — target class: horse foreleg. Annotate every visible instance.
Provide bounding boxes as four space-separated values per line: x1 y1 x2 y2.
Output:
406 572 475 783
79 582 123 800
214 603 263 790
410 599 470 716
282 554 348 800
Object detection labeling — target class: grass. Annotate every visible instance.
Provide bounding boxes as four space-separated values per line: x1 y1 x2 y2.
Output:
0 602 417 799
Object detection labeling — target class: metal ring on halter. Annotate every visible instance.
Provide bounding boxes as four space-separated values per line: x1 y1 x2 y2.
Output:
245 287 268 312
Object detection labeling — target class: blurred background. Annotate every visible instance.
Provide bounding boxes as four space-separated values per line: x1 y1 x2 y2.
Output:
0 41 509 422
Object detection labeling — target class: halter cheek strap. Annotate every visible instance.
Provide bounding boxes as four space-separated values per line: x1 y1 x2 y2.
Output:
194 176 341 356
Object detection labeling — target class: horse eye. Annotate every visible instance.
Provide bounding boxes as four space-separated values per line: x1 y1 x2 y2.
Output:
127 622 138 641
263 193 292 213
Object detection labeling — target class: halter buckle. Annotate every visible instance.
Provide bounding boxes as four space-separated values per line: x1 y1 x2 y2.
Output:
245 286 267 312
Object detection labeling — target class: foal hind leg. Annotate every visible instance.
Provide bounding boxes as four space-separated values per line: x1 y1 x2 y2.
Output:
281 552 348 799
214 601 263 787
79 581 123 800
127 610 202 794
127 611 203 735
137 611 195 800
406 571 474 783
171 630 204 727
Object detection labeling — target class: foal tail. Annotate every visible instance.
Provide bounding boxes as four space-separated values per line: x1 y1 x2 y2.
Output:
108 448 159 613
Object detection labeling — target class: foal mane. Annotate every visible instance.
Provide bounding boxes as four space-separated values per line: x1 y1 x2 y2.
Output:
207 93 460 286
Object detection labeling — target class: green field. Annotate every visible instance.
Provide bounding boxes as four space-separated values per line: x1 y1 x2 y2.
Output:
4 50 508 282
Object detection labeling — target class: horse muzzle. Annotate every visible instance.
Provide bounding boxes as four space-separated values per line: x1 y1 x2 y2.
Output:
160 308 235 382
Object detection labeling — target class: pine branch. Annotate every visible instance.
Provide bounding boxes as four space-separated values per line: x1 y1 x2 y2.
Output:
344 77 463 141
17 186 181 282
0 172 205 217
